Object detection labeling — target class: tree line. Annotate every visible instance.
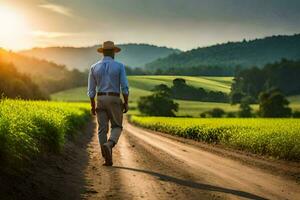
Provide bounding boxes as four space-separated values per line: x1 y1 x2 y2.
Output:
0 60 88 100
0 61 48 100
231 59 300 103
145 34 300 70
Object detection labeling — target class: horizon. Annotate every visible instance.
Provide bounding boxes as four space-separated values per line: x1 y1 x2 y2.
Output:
1 0 300 51
2 32 298 53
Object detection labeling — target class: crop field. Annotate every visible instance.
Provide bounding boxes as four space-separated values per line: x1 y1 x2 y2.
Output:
130 116 300 160
0 99 90 168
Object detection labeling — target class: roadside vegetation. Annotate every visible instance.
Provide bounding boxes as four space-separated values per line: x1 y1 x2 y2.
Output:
130 116 300 160
0 99 90 170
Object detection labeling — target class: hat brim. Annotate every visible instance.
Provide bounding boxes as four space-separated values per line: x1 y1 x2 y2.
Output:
97 47 121 53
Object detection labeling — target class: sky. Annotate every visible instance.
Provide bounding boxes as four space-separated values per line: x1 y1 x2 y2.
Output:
0 0 300 50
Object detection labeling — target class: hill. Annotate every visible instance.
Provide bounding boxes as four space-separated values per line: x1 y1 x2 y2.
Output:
0 49 86 93
0 48 67 80
20 44 180 71
146 34 300 70
0 61 48 100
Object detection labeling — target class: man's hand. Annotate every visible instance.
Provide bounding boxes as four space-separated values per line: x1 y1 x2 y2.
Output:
123 103 129 113
91 107 96 115
90 98 96 115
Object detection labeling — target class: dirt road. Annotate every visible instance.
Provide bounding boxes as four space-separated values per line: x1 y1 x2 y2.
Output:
4 117 299 200
81 118 300 200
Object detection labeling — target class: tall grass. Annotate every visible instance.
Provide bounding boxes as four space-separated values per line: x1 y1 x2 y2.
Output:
0 99 90 168
130 116 300 160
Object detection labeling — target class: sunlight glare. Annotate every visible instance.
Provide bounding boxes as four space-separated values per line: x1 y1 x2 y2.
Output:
0 6 29 49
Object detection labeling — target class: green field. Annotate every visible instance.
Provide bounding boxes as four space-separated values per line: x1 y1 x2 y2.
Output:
131 116 300 160
0 99 90 168
51 75 300 116
51 75 233 102
51 75 236 116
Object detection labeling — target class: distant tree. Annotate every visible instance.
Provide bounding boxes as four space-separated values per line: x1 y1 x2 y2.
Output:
138 85 178 116
138 93 178 116
226 112 236 118
238 96 252 117
170 78 228 102
292 111 300 118
207 108 225 118
231 59 300 100
259 90 292 117
154 68 163 75
200 112 206 118
173 78 186 87
146 34 300 72
152 84 171 96
230 91 245 104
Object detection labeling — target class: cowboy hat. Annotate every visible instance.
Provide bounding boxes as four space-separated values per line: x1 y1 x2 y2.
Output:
97 41 121 53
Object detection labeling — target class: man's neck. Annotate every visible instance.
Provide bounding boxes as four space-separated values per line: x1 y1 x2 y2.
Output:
103 55 114 59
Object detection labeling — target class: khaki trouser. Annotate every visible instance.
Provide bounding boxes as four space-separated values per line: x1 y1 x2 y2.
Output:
96 96 123 147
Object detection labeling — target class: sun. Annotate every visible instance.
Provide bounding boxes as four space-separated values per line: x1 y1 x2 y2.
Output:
0 6 29 50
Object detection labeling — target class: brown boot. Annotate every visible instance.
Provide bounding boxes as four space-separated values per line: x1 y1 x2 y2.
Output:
102 140 114 166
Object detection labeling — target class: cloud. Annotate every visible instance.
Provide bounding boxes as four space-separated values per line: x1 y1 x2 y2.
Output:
31 31 73 38
38 4 73 17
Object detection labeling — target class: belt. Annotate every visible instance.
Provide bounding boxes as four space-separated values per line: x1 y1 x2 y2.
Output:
97 92 120 97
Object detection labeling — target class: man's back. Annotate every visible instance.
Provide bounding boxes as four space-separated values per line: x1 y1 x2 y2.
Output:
87 56 129 98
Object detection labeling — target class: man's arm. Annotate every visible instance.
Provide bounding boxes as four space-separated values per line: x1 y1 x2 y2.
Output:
120 64 129 113
87 67 97 115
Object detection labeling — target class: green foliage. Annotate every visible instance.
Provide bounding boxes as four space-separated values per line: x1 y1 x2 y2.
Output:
146 34 300 70
231 59 300 100
226 112 236 118
169 78 229 102
137 91 178 117
0 61 48 100
230 91 245 104
152 84 172 96
0 99 90 169
50 74 300 118
207 108 225 118
0 49 88 94
238 96 253 117
293 111 300 118
131 116 300 160
259 90 292 118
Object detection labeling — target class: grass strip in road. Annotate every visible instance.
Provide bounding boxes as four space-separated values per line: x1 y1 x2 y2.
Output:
0 99 90 169
130 116 300 161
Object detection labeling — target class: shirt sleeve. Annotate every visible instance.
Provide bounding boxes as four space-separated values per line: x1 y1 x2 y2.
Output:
87 66 96 98
120 64 129 95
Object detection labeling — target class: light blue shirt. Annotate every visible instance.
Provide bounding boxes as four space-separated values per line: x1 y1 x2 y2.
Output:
87 56 129 98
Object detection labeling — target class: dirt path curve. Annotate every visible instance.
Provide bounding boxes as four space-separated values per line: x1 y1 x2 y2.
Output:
82 118 300 200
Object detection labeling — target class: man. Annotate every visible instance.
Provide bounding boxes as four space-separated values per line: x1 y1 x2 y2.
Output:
87 41 129 166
